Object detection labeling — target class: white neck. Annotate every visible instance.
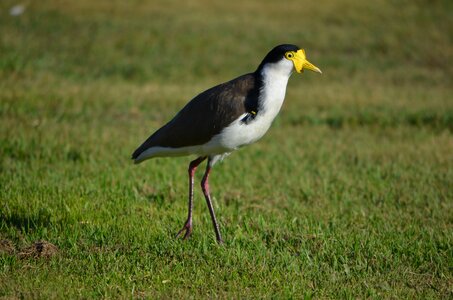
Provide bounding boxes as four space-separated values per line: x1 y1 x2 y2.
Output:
258 60 293 119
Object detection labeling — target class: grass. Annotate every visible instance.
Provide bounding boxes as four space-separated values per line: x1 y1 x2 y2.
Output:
1 0 452 298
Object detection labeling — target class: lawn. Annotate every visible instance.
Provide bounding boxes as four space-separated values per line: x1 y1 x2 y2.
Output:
1 0 452 298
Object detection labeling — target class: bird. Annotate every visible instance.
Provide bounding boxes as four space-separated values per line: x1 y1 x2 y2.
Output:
132 44 321 244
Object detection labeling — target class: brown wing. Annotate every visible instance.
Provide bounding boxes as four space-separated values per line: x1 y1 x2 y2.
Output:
132 73 259 159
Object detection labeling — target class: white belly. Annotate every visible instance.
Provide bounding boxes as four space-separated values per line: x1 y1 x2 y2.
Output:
205 112 275 151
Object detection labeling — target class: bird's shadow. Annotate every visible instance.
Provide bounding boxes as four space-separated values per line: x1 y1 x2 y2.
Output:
136 183 177 208
145 192 167 207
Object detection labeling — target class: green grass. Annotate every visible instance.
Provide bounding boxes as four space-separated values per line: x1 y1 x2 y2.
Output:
1 0 452 298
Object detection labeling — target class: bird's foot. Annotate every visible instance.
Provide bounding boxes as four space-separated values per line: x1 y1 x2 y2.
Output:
175 220 192 240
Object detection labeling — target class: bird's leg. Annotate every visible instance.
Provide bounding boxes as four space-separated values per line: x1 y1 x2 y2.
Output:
176 156 206 240
201 158 224 244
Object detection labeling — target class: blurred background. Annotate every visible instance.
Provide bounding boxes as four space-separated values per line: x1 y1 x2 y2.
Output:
2 0 452 82
1 0 452 131
0 0 452 298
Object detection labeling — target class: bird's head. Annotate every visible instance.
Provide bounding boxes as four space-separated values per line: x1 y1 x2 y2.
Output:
257 44 322 76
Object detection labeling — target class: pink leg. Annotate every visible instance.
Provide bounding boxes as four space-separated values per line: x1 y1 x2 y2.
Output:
201 158 223 244
176 156 206 239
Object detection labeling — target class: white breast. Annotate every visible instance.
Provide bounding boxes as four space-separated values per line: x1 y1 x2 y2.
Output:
205 60 293 152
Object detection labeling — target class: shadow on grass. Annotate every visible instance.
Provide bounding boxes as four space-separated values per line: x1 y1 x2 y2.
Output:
145 193 168 207
136 183 172 208
0 209 54 232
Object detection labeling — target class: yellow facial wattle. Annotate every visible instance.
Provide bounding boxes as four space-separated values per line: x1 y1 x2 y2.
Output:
285 49 322 74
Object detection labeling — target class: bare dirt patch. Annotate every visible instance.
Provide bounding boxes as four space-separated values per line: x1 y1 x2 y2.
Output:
18 240 59 259
0 239 16 255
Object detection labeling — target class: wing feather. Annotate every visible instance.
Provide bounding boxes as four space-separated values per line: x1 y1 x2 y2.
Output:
131 73 259 159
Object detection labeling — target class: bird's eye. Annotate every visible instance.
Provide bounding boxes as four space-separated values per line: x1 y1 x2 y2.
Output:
285 52 294 59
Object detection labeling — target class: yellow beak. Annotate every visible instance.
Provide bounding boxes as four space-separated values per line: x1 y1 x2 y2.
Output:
292 49 322 74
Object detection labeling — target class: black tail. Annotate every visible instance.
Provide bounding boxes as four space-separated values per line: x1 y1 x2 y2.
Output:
131 144 145 160
131 132 158 161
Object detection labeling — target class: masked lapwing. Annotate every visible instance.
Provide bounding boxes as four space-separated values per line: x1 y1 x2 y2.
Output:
132 44 321 243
